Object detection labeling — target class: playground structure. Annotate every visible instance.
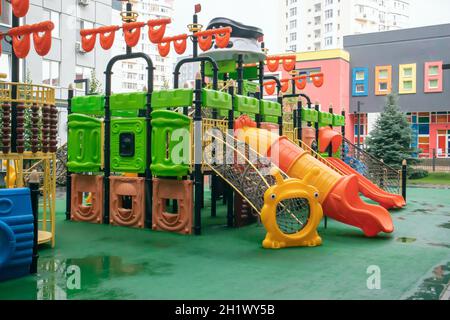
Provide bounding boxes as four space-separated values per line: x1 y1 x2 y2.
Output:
0 0 57 249
64 2 407 250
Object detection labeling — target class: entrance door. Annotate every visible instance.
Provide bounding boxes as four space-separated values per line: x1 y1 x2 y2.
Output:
437 130 447 158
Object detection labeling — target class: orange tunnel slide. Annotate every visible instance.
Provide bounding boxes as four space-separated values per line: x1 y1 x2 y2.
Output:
235 116 394 237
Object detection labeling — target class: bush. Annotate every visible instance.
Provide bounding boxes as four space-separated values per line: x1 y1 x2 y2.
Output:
408 169 429 180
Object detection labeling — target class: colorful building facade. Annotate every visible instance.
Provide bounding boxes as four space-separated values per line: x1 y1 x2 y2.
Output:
345 24 450 158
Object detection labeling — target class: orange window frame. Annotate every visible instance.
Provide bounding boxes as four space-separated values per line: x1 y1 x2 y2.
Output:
375 65 392 95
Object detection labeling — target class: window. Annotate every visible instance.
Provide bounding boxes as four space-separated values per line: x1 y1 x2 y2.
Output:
42 60 60 87
289 20 297 29
43 10 60 38
0 54 11 80
352 68 368 96
77 20 94 41
324 23 332 33
424 61 443 93
298 67 322 83
399 63 416 94
324 37 333 46
290 7 297 16
325 9 333 19
75 66 93 91
375 66 392 95
290 32 297 41
0 0 11 25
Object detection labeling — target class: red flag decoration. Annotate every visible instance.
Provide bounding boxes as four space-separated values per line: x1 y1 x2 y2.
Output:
32 21 54 56
8 25 32 59
148 18 171 44
80 28 97 52
264 81 276 95
11 0 29 18
98 25 120 50
294 75 307 90
311 73 324 87
266 55 297 72
280 79 290 93
157 34 188 57
123 22 146 48
195 27 232 51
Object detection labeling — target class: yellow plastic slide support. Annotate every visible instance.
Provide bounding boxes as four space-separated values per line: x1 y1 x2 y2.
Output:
261 169 323 249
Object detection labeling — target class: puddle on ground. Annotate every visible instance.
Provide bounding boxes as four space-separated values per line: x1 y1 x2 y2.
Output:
397 217 406 220
406 262 450 300
428 243 450 249
413 208 433 214
36 255 172 300
438 222 450 229
396 237 417 244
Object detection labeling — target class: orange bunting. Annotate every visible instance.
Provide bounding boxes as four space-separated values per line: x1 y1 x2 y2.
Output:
311 73 324 87
280 79 290 93
98 25 120 50
157 40 171 57
32 21 54 56
158 35 188 57
264 81 276 95
11 0 29 18
266 57 280 72
123 22 145 48
215 27 232 48
282 56 296 72
294 75 307 90
197 34 213 51
147 18 171 43
195 27 232 51
8 25 33 59
80 29 97 52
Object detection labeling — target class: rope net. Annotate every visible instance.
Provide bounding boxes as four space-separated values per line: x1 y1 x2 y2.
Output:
341 137 401 195
203 130 310 235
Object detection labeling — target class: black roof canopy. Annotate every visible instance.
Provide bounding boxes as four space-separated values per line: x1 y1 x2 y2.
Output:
207 17 264 40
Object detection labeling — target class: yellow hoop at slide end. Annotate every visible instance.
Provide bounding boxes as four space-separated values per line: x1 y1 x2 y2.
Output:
261 169 323 249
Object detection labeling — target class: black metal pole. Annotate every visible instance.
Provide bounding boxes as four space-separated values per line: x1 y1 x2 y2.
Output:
66 86 74 221
297 100 303 142
193 74 203 235
328 107 334 158
357 101 361 148
29 172 40 275
227 80 235 228
237 55 244 95
341 110 346 161
402 160 407 201
314 104 320 153
256 59 264 128
126 2 133 55
74 79 90 96
10 14 20 152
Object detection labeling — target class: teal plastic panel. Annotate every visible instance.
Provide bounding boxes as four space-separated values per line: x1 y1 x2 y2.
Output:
71 95 105 116
202 89 232 110
260 100 282 117
151 89 194 109
234 95 259 115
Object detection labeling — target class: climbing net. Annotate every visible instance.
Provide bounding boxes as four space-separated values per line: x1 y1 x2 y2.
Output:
341 137 401 195
203 130 310 235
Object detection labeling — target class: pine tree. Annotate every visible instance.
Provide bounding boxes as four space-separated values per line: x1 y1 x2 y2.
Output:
366 94 417 168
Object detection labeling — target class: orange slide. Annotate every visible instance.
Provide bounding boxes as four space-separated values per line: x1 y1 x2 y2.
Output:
327 158 406 209
235 116 394 237
318 127 342 153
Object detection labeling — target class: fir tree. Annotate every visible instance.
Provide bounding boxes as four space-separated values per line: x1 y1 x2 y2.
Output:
366 94 417 168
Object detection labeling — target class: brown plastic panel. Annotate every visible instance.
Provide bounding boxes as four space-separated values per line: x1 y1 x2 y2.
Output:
71 174 104 224
152 178 193 235
109 176 145 229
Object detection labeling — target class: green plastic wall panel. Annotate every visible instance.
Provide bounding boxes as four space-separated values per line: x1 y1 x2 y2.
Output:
263 115 279 124
234 95 259 115
202 89 232 111
205 60 236 76
333 114 346 127
301 108 319 123
110 92 146 115
110 118 147 173
228 66 259 81
151 89 194 109
260 100 282 117
71 95 105 116
151 110 191 177
319 112 333 126
218 110 241 118
67 114 103 172
243 81 259 96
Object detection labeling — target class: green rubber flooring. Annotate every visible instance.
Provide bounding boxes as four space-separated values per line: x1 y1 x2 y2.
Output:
0 187 449 300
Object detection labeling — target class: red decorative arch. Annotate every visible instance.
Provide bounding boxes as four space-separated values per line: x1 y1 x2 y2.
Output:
98 26 120 50
11 0 29 18
80 29 97 52
157 40 171 57
32 21 54 56
266 57 280 72
311 73 324 87
280 79 290 93
172 34 188 55
264 81 276 95
294 75 307 90
8 25 32 59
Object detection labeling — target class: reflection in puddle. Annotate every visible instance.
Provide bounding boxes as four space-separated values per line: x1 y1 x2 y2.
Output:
36 256 151 300
396 237 417 244
438 222 450 229
406 262 450 300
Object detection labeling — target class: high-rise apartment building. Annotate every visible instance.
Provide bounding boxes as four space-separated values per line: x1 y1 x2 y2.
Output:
282 0 410 52
111 0 175 93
